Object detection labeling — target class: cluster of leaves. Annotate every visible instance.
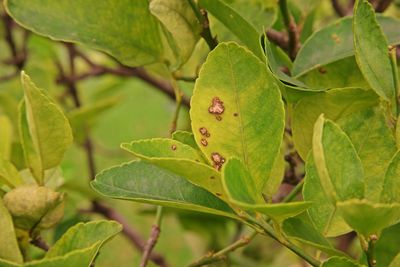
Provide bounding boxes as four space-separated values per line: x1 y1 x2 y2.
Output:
1 0 400 266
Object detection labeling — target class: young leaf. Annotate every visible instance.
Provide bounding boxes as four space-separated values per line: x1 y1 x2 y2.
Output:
312 115 364 203
0 115 12 159
222 158 310 222
293 16 400 77
321 257 362 267
353 0 395 101
380 151 400 203
303 155 351 237
0 199 23 264
190 42 284 194
0 158 23 188
292 87 378 160
19 72 73 184
5 0 163 66
338 108 397 202
337 199 400 237
199 0 264 60
91 161 236 218
121 139 224 199
46 220 122 258
150 0 201 68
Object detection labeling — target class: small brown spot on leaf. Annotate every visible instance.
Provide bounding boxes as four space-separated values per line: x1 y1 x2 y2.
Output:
199 127 210 137
211 152 225 170
233 113 238 117
210 176 215 179
331 33 341 44
318 67 327 74
201 139 208 146
215 192 222 197
171 144 177 151
216 115 222 121
208 97 224 115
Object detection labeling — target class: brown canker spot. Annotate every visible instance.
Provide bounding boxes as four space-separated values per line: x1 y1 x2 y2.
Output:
199 127 210 137
233 112 238 117
318 67 327 74
216 115 222 121
211 152 225 170
171 144 177 151
208 97 225 115
210 176 215 180
215 192 222 197
331 33 341 44
201 139 208 146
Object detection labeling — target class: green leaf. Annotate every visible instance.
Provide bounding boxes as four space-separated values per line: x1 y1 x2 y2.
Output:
5 0 163 66
353 0 395 101
19 72 73 184
263 145 285 199
282 215 347 257
303 155 351 237
337 199 400 237
199 0 264 60
372 223 400 267
321 257 362 267
0 199 23 263
190 42 284 193
91 161 236 218
46 220 121 258
242 202 311 223
0 115 12 159
338 107 397 202
312 115 364 203
150 0 201 68
292 15 400 77
121 139 225 199
0 158 23 188
389 253 400 267
380 151 400 203
172 130 198 149
292 87 378 160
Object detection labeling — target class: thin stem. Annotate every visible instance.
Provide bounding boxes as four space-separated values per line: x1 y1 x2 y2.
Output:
187 0 218 50
30 236 50 252
186 231 258 267
365 235 378 267
278 0 299 59
140 206 164 267
331 0 348 17
389 46 400 115
282 179 304 203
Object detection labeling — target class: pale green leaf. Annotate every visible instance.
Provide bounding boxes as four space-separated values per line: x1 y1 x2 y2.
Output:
19 72 73 184
46 220 121 258
190 42 284 193
293 16 400 77
0 158 23 188
303 155 351 237
172 130 198 149
353 0 395 101
263 145 285 199
0 115 12 159
0 198 23 263
91 161 236 218
338 107 397 202
337 199 400 237
150 0 201 68
372 223 400 267
321 257 362 267
5 0 163 66
312 115 364 203
292 87 378 160
389 253 400 267
121 139 225 199
199 0 264 60
381 151 400 203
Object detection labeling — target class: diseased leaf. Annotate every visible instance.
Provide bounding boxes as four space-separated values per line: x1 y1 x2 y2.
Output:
321 257 362 267
199 0 264 60
121 139 225 199
0 115 12 159
190 42 284 194
0 198 23 263
91 161 236 218
338 108 397 202
19 72 73 184
46 220 121 258
312 115 364 203
293 16 400 77
353 0 395 101
5 0 163 66
381 151 400 203
150 0 201 68
337 199 400 237
292 87 378 160
303 155 351 237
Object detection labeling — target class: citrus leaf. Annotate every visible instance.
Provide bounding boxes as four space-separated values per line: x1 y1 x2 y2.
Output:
0 158 23 188
380 151 400 203
172 130 198 149
321 257 363 267
190 42 284 194
0 115 12 159
5 0 163 66
91 161 236 218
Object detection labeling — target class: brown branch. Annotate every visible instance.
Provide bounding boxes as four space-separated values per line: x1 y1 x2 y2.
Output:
279 0 300 59
331 0 348 17
375 0 393 12
30 236 50 252
266 29 288 50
